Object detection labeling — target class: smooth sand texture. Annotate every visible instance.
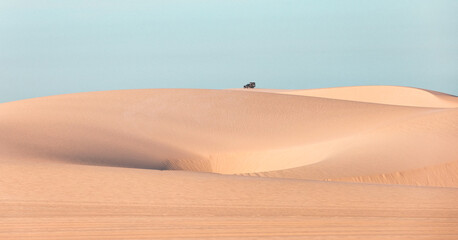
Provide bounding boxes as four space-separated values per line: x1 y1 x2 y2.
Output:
1 86 457 239
244 86 458 108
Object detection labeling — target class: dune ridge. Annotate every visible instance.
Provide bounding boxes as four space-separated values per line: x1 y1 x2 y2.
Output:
242 85 458 108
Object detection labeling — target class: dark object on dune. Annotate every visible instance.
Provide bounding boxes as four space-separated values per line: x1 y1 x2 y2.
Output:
244 82 256 89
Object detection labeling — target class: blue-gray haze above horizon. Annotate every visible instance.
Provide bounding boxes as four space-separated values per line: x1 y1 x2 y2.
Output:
0 0 457 103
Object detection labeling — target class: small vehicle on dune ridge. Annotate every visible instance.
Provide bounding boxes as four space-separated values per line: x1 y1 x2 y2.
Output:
243 82 256 89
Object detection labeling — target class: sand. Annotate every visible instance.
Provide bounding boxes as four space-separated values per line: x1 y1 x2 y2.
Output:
1 86 457 239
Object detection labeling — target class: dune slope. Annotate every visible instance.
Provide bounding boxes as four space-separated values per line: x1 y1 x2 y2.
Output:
245 107 458 187
270 85 458 108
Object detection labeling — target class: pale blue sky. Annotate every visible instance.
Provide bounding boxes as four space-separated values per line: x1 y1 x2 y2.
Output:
1 0 457 103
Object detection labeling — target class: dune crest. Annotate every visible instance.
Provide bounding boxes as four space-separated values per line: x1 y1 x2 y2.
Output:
239 85 458 108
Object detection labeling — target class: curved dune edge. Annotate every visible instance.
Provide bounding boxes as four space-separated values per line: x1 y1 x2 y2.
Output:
328 160 458 187
246 160 458 188
242 107 458 187
1 87 457 187
234 85 458 108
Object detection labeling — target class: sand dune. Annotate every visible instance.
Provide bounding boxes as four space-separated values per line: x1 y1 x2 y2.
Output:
1 86 457 239
1 87 457 185
246 85 458 108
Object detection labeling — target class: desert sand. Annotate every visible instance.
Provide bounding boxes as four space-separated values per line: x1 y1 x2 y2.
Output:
1 86 457 239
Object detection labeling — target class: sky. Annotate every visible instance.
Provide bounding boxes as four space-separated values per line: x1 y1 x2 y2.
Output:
0 0 457 103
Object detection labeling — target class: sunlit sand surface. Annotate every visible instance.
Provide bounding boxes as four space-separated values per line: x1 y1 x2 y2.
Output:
1 86 457 239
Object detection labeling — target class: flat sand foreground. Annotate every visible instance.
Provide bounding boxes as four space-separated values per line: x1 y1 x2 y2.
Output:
1 163 458 239
1 86 457 239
